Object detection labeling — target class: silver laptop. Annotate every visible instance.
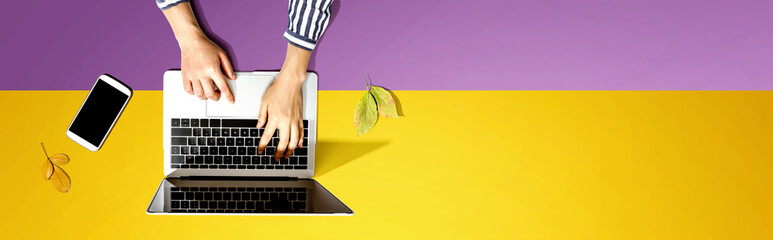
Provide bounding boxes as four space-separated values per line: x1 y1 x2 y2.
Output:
147 70 352 215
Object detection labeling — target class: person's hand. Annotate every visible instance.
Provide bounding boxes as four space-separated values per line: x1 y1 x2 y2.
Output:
257 71 305 161
180 35 236 103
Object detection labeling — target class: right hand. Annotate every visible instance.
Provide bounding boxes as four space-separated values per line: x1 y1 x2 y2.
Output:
180 35 237 103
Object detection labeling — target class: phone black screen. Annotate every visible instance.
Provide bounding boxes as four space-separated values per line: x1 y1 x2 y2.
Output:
69 79 129 147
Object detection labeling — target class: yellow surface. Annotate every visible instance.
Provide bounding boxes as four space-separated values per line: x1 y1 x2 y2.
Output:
1 90 772 239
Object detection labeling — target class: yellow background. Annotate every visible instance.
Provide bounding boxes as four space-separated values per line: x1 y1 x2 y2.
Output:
1 90 772 239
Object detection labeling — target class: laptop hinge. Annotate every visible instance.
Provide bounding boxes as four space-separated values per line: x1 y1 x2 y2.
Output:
180 176 299 181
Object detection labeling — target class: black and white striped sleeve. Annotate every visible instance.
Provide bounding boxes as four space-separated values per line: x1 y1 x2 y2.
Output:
156 0 189 10
284 0 334 51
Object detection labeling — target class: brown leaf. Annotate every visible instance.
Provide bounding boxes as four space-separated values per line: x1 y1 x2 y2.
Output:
49 153 70 166
42 160 54 180
50 165 71 193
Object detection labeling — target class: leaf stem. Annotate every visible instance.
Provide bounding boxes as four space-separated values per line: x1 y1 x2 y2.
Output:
41 142 50 160
363 76 370 90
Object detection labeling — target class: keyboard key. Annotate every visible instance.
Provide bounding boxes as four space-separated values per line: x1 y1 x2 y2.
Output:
181 201 189 208
231 129 240 136
190 146 199 155
181 119 190 127
238 147 246 155
289 157 298 165
222 119 259 127
210 119 221 127
193 128 202 136
245 138 254 146
171 146 180 154
172 128 192 136
294 148 308 155
233 156 241 164
226 138 235 146
219 147 228 155
224 156 232 164
207 138 216 145
171 119 180 127
217 138 225 146
202 128 211 136
303 120 308 128
185 156 194 164
254 138 260 146
214 156 223 164
228 147 237 155
252 156 260 164
240 129 249 137
172 164 180 168
294 166 307 169
197 137 206 146
200 119 209 127
204 156 213 164
261 156 271 164
188 137 196 145
181 147 190 154
199 146 208 155
265 147 275 155
172 156 184 163
247 147 256 155
171 137 187 145
191 119 199 127
235 138 244 146
209 146 218 155
250 129 259 137
211 128 220 136
221 129 230 137
195 156 204 164
299 156 307 165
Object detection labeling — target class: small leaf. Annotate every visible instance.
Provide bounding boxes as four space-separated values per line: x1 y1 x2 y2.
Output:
50 165 71 193
42 160 54 180
49 153 69 166
369 86 399 118
354 91 378 135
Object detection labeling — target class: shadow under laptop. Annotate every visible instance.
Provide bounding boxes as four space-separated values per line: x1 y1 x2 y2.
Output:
315 140 389 177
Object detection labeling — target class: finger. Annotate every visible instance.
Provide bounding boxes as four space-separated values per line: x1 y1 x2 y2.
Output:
211 72 233 103
298 119 304 148
199 78 220 101
285 123 299 159
258 122 276 154
191 79 206 100
275 125 290 161
257 102 268 128
219 52 236 80
182 75 193 95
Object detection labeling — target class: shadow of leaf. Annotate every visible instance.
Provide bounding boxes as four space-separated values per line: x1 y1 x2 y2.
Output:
315 140 389 177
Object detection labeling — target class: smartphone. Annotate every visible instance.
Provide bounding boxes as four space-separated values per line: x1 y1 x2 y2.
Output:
66 74 132 151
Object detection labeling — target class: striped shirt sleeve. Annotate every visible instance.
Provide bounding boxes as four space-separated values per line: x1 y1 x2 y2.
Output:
156 0 189 10
284 0 334 51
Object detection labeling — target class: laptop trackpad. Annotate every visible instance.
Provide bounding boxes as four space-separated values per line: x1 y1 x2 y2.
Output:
206 77 272 117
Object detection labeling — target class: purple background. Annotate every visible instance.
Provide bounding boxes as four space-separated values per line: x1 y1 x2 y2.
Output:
1 0 771 90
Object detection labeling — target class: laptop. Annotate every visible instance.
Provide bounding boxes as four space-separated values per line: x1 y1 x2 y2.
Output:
147 70 353 215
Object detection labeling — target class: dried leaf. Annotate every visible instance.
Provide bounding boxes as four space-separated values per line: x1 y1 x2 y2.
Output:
354 91 378 135
369 86 399 118
49 153 69 166
42 160 54 180
50 165 71 193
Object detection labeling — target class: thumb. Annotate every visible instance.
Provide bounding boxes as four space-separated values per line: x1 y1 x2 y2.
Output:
219 52 236 80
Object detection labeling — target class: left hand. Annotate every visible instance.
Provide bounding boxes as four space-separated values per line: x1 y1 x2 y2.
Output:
256 71 305 161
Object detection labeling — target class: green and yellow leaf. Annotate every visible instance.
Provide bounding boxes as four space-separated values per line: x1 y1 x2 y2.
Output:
369 86 399 118
354 91 378 135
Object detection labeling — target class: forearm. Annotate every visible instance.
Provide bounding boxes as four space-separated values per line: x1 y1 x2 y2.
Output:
161 2 206 48
279 43 312 83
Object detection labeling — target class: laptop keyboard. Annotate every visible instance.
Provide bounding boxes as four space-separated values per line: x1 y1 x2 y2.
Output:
170 186 308 213
170 118 309 170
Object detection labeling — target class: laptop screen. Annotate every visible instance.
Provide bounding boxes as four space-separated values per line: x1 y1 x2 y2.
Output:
147 178 352 215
